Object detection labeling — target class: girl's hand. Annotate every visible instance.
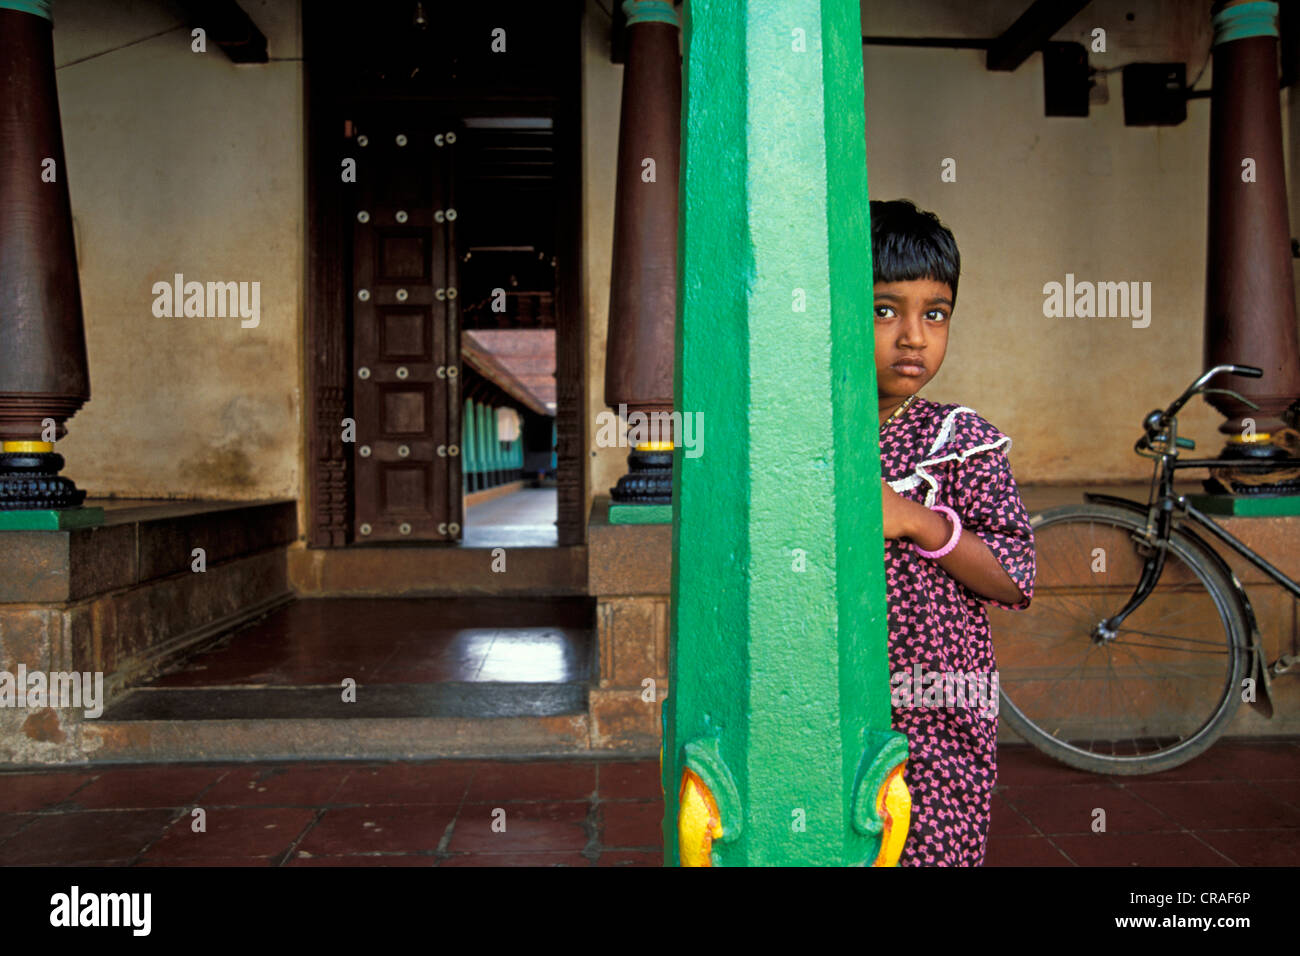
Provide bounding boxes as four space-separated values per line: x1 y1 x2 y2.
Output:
880 480 1026 604
880 480 913 540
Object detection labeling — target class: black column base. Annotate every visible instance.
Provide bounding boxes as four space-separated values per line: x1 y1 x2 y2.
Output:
0 451 87 510
1202 439 1300 496
610 448 673 505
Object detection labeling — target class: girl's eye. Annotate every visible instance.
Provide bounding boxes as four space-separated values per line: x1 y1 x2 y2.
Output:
926 310 949 322
874 306 895 319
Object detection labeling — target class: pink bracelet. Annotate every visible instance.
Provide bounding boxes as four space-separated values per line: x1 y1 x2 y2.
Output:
914 503 962 559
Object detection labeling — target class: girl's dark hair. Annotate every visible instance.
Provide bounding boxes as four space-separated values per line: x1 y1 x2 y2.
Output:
869 199 961 307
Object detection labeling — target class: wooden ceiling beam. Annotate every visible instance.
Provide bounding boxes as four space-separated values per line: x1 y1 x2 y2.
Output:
986 0 1091 72
461 335 551 416
179 0 268 63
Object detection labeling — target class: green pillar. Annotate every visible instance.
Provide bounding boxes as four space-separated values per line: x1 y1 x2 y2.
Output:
488 404 500 484
463 398 477 491
473 401 485 490
476 402 489 487
663 0 909 867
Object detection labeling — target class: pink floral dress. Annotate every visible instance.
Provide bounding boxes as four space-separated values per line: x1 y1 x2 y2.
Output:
880 397 1036 866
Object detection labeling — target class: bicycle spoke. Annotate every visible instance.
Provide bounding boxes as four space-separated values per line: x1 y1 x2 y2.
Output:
1109 639 1228 657
1113 626 1228 649
1104 646 1146 756
1043 642 1101 740
1111 639 1209 732
1011 643 1097 720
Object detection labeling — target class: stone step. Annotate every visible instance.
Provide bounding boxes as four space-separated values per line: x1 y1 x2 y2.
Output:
102 682 585 720
76 680 594 762
82 714 593 763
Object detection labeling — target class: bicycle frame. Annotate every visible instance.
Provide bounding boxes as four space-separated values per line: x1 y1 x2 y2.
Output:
1083 430 1300 635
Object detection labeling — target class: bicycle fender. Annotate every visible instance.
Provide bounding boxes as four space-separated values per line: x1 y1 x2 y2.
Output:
1076 494 1273 718
1176 524 1274 719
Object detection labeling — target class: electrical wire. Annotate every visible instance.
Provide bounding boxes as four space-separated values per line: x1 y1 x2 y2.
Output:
1186 37 1212 91
55 22 187 71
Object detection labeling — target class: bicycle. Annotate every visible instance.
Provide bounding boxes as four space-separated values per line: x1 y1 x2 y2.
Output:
992 364 1300 774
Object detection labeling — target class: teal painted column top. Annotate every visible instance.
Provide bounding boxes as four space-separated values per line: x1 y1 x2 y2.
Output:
664 0 905 867
1212 1 1278 43
0 1 53 19
624 0 679 27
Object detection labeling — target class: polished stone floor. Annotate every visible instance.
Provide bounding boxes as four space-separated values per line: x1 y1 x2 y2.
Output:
106 598 594 721
0 741 1295 866
462 486 558 548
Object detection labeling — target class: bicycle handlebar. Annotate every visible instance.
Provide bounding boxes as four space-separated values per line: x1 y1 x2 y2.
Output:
1164 364 1261 420
1136 364 1263 454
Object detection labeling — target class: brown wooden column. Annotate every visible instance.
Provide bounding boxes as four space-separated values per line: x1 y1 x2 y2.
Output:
604 0 681 505
1204 0 1300 449
0 0 94 515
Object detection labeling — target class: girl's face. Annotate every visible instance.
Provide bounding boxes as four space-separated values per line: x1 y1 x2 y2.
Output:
873 278 952 409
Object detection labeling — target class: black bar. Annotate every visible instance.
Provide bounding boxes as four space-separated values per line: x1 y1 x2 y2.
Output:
1184 503 1300 600
4 866 1279 939
1173 457 1300 469
862 36 991 49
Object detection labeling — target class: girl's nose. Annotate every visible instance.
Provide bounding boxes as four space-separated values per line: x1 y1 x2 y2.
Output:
898 314 927 346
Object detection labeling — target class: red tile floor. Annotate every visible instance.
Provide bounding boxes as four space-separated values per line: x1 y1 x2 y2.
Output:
1 740 1296 866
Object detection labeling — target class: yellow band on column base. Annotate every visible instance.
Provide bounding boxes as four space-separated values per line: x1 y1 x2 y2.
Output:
636 441 676 452
1226 432 1272 444
2 441 54 453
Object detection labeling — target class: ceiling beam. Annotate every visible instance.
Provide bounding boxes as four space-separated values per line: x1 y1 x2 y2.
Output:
461 335 551 416
179 0 268 63
986 0 1091 72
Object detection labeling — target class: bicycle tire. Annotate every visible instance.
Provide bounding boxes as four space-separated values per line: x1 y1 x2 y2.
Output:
993 503 1250 775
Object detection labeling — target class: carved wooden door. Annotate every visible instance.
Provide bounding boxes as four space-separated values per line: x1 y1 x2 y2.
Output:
350 118 462 543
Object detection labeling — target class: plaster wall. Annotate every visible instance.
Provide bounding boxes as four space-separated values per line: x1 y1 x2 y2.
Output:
49 0 304 502
582 0 629 505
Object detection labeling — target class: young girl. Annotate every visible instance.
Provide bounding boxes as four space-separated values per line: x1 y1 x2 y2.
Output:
871 200 1036 867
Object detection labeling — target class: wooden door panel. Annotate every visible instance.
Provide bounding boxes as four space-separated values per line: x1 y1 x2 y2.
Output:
351 120 462 543
379 308 433 359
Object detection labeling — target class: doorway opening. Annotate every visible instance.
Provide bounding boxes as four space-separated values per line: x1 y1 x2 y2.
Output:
304 0 586 551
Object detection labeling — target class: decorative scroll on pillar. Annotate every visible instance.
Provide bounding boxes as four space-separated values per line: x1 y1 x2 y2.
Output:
0 0 95 515
1203 0 1300 490
604 0 681 507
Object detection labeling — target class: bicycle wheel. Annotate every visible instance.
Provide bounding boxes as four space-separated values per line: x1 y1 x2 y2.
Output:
991 503 1249 775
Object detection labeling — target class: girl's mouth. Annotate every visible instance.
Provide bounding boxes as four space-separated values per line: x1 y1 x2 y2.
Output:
890 360 927 377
